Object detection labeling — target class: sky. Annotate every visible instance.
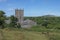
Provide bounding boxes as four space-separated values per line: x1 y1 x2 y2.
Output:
0 0 60 17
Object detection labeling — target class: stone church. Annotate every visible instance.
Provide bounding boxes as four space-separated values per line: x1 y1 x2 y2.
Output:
15 9 37 28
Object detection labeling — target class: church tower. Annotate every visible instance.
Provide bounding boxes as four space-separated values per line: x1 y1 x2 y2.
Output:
15 9 24 25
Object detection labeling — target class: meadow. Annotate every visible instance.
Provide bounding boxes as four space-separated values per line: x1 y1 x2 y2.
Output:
0 28 60 40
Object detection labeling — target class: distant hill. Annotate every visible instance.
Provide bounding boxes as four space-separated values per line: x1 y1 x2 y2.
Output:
42 15 56 17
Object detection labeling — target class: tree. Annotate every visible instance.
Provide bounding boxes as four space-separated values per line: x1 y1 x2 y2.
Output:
0 11 6 29
9 15 18 28
17 23 21 28
42 17 50 28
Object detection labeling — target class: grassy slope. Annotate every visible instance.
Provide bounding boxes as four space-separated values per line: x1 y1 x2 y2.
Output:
0 29 60 40
0 29 48 40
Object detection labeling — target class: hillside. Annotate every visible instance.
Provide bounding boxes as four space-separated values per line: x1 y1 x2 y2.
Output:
0 29 60 40
0 12 60 40
24 15 60 29
0 29 48 40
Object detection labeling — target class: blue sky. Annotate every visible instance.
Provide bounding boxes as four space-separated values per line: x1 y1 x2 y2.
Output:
0 0 60 17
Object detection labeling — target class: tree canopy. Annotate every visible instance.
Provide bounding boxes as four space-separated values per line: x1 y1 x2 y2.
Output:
0 11 6 29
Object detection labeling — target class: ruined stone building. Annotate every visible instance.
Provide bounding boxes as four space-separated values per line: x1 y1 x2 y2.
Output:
21 19 37 28
15 9 37 28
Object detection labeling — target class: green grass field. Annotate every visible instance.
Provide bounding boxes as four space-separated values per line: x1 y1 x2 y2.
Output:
0 29 48 40
0 28 60 40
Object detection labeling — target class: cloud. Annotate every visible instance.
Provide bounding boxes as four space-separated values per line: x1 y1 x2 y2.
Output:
0 0 7 2
9 8 14 11
7 8 15 11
